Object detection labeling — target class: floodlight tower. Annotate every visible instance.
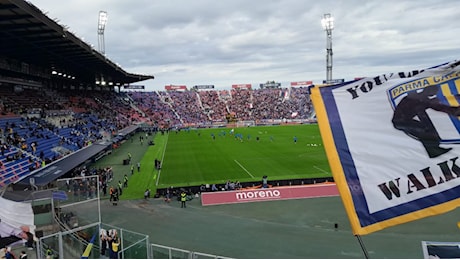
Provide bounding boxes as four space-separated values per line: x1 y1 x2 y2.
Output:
97 11 108 54
321 13 334 83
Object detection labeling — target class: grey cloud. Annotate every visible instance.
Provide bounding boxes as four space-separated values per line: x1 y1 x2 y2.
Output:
30 0 460 90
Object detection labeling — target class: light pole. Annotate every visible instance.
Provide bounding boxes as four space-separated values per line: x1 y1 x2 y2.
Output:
98 11 108 54
321 13 334 83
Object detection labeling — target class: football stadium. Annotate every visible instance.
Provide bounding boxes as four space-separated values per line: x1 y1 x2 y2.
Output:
1 0 460 259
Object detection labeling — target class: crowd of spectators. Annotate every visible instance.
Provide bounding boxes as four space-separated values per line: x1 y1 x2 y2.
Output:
0 86 129 187
130 91 180 128
227 89 253 121
127 86 314 128
198 90 228 123
125 87 314 129
168 91 208 125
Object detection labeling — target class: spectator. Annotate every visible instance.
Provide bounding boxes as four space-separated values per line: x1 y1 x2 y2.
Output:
0 222 34 249
100 229 108 256
123 175 128 188
144 189 150 199
109 230 120 259
19 250 27 259
5 247 16 259
180 190 187 208
262 175 268 189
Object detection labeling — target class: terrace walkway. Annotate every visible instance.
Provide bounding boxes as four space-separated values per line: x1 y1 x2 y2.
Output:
99 190 460 259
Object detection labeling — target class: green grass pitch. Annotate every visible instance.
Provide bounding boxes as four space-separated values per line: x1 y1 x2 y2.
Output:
92 124 331 200
156 124 331 188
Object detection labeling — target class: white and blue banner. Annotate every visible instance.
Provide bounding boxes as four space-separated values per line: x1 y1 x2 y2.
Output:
422 241 460 259
310 60 460 235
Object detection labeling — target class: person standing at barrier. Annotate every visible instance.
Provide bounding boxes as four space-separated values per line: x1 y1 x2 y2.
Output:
118 181 123 196
180 191 187 208
100 229 108 256
109 186 115 202
164 187 171 203
262 175 268 188
110 233 120 259
112 189 119 206
123 175 128 188
144 189 150 199
102 181 107 197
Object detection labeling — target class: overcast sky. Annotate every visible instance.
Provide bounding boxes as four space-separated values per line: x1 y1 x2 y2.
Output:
30 0 460 91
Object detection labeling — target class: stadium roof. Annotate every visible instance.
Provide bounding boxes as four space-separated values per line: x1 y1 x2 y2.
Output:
15 125 140 189
0 0 154 85
18 143 111 187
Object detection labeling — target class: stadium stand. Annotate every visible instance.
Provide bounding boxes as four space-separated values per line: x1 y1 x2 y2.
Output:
0 83 315 190
0 69 316 190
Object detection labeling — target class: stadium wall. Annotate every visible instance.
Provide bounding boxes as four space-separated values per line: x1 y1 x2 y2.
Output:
184 119 316 130
201 183 339 206
156 177 333 198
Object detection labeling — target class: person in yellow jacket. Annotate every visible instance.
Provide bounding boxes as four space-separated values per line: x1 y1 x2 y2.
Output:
110 236 120 259
180 191 187 208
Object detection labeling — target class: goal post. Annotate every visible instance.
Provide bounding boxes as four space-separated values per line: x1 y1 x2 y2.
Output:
236 120 255 127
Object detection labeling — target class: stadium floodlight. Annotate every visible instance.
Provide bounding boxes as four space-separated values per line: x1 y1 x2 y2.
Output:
97 11 108 54
321 13 334 83
98 11 108 30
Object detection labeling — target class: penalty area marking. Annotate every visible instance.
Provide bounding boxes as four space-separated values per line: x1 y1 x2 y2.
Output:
314 165 330 174
234 160 255 179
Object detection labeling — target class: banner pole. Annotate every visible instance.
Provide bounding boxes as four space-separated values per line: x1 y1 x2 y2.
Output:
355 235 370 259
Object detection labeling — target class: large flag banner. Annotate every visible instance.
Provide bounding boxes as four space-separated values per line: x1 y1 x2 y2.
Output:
310 60 460 235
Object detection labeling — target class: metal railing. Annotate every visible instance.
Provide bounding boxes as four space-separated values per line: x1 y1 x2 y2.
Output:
150 243 230 259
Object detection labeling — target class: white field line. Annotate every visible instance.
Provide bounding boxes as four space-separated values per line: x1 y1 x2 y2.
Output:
313 165 330 174
234 159 255 179
155 133 169 186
